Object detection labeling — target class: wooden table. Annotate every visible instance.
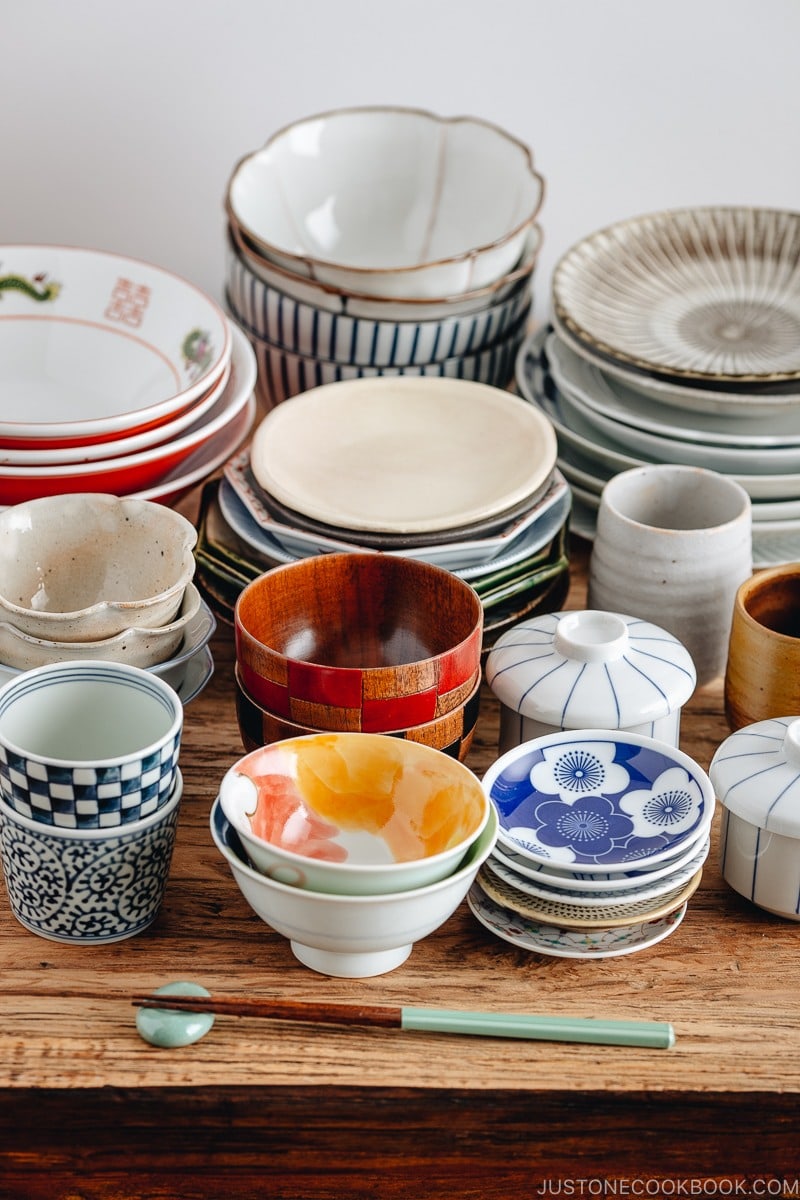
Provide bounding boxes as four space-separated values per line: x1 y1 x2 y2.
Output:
1 523 798 1198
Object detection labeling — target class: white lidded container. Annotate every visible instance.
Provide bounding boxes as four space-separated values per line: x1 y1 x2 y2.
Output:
710 716 800 921
484 609 696 754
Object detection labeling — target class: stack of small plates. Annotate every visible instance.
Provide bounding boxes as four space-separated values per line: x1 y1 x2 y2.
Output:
515 207 800 567
0 245 257 506
195 375 571 647
471 729 713 959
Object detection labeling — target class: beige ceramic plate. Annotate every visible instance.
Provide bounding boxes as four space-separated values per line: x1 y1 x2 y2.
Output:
248 377 557 534
552 207 800 384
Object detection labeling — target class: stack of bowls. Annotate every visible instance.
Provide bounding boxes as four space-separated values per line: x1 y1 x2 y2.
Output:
0 659 185 943
234 553 484 761
0 245 257 506
211 732 498 977
0 493 217 705
471 728 714 960
516 206 800 567
223 105 544 408
198 375 571 649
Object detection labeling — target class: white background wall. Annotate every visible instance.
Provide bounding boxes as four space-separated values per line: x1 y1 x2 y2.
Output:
3 0 799 324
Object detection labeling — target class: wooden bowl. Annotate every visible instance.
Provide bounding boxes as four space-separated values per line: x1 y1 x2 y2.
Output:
234 553 483 732
235 665 480 761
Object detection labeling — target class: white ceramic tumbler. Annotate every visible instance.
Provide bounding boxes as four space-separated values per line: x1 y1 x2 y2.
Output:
587 465 752 687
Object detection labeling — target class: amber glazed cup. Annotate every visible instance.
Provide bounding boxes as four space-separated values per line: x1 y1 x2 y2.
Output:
724 564 800 730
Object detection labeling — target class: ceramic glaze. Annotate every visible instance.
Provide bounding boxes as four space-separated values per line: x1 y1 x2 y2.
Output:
587 464 752 686
210 796 498 977
0 326 256 506
228 217 543 322
468 883 688 960
0 771 182 942
724 566 800 730
710 716 800 919
482 728 715 872
0 493 197 640
226 232 535 367
552 207 800 385
136 982 214 1048
219 732 489 895
0 582 203 671
485 609 696 753
248 377 557 535
227 106 544 300
0 661 183 828
0 244 229 445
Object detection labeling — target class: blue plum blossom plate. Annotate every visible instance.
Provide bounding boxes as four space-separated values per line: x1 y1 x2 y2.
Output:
482 729 714 872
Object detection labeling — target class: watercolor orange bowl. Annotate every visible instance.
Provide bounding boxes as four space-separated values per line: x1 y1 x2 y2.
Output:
217 731 490 895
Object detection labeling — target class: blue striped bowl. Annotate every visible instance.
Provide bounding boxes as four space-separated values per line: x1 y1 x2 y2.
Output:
226 235 534 368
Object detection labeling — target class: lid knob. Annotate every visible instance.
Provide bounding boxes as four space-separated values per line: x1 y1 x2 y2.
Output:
553 611 630 664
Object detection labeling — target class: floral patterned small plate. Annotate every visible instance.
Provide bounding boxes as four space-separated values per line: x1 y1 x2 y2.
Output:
468 883 688 959
482 728 714 872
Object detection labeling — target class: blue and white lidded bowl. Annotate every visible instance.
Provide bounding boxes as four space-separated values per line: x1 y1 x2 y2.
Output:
485 610 697 754
710 716 800 922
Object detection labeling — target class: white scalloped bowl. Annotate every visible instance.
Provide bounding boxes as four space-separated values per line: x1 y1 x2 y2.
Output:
0 582 205 670
226 219 542 321
226 106 544 300
0 494 197 641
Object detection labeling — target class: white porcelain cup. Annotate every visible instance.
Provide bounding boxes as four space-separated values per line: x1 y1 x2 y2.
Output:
587 465 752 687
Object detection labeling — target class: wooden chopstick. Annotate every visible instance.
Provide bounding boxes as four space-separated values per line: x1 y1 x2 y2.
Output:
130 993 676 1048
132 994 400 1027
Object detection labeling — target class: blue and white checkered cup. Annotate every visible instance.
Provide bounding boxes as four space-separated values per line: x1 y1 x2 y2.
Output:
0 660 183 829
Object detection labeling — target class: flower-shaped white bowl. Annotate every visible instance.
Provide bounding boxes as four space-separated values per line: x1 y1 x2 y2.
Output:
210 794 498 976
228 219 542 321
0 493 197 641
0 582 203 671
482 728 714 873
226 106 544 300
218 733 490 896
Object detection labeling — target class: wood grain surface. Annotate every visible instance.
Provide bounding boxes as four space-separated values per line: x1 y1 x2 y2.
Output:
1 514 798 1198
